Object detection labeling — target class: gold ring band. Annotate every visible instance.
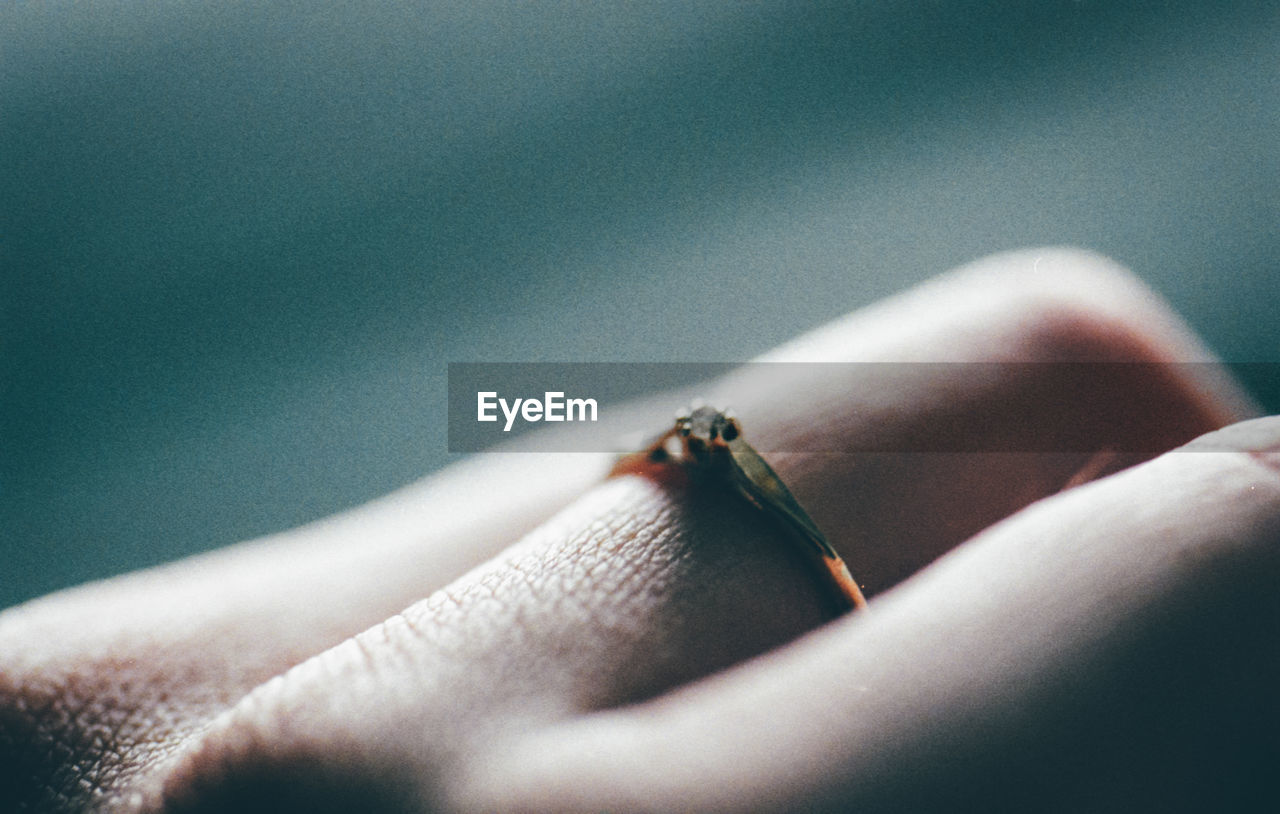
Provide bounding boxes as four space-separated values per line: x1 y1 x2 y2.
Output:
611 404 866 615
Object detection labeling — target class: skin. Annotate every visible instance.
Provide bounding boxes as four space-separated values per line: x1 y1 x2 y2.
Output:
1 248 1276 812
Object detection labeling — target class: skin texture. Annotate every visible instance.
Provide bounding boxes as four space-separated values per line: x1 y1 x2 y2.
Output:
0 248 1275 812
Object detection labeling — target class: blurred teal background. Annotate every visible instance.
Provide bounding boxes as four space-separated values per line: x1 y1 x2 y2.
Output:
3 1 1277 610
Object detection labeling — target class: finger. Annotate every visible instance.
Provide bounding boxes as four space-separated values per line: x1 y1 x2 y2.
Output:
456 416 1280 813
0 451 609 810
690 247 1253 593
150 467 837 811
150 423 1271 811
8 248 1250 647
0 248 1254 809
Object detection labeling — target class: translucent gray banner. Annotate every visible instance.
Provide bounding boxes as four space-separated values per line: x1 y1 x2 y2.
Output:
447 362 1274 453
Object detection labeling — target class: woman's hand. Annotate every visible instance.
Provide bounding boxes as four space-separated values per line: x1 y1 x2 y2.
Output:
2 248 1275 813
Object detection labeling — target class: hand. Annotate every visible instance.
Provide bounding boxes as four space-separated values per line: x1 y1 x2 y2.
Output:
2 249 1276 813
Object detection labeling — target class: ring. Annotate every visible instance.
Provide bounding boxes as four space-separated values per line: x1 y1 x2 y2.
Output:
611 403 867 614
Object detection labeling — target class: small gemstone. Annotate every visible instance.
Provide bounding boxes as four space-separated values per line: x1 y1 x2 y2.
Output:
688 405 729 441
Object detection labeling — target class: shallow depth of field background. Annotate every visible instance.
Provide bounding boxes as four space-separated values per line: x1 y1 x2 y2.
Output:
3 1 1278 609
